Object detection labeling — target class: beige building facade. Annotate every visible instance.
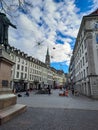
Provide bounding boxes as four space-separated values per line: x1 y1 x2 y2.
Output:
69 9 98 99
9 47 66 91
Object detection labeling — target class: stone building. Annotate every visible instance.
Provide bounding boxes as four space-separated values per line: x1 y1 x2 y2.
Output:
9 46 66 91
69 9 98 99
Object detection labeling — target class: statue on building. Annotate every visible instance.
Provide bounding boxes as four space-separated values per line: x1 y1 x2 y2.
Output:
0 12 17 50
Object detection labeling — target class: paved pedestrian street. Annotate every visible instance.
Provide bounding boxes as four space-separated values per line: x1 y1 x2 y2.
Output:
1 89 98 130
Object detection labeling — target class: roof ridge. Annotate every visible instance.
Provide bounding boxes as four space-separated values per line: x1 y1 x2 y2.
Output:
89 8 98 15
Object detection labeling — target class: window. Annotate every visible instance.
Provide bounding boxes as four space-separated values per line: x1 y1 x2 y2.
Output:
85 52 87 62
25 61 27 65
18 57 20 62
84 69 85 78
21 65 24 71
21 72 23 79
96 34 98 44
30 68 32 73
81 60 82 68
25 73 27 79
83 57 84 66
84 39 86 49
86 67 88 75
25 67 27 72
95 22 98 29
30 74 31 80
16 72 19 78
81 72 82 79
30 63 32 67
32 75 33 80
2 80 8 87
82 71 83 78
11 55 14 60
22 59 24 64
17 64 20 70
80 49 81 57
82 44 83 53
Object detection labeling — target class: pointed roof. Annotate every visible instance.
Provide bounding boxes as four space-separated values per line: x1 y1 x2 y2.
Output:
46 47 49 56
89 8 98 16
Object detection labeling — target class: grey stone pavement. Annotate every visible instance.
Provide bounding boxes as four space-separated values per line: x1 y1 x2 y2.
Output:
17 89 98 110
1 89 98 130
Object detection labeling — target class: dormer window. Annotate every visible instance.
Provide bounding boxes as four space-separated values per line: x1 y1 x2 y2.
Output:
18 57 20 62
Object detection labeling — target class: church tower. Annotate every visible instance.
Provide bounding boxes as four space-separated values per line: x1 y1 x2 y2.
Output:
45 47 50 66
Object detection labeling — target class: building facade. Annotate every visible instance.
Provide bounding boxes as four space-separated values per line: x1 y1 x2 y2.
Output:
9 46 66 92
69 9 98 99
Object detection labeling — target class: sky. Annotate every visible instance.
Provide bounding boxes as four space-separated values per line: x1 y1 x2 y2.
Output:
1 0 98 73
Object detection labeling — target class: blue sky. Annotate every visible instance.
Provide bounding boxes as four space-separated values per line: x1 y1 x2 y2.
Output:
1 0 98 73
51 0 96 72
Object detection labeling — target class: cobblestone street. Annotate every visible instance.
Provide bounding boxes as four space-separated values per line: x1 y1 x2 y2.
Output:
0 90 98 130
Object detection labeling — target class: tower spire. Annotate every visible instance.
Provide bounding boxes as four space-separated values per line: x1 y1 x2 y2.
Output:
47 47 49 56
45 47 50 66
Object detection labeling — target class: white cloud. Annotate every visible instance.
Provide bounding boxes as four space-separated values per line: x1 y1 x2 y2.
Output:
91 0 98 9
7 0 95 71
31 6 42 22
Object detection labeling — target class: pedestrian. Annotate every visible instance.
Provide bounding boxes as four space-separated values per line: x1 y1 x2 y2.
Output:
25 90 29 96
18 93 22 97
48 85 51 94
71 87 74 95
65 88 68 97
